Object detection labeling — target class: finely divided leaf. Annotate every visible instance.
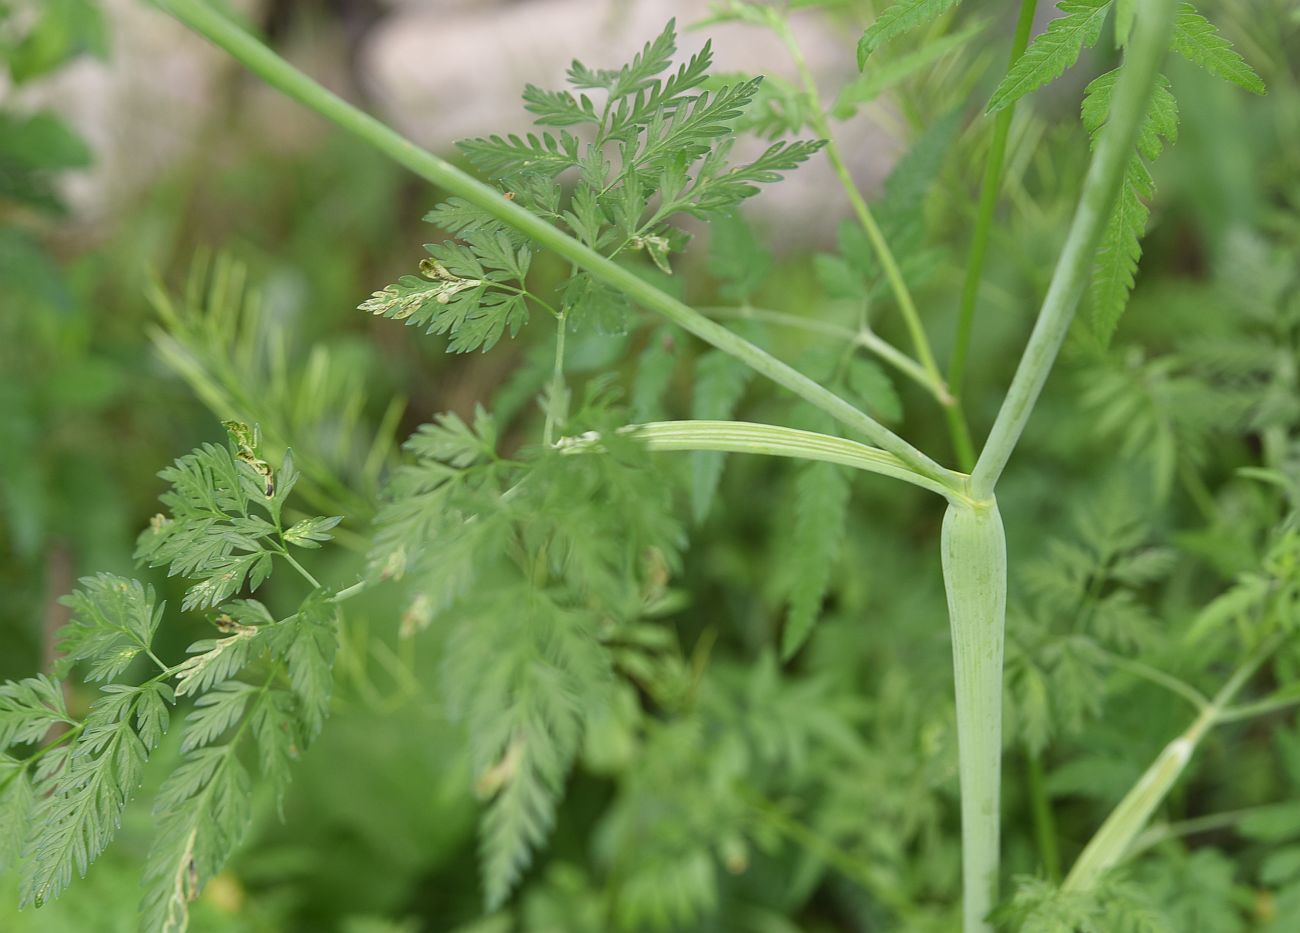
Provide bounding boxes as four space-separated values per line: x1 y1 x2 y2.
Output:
0 675 73 747
1170 3 1265 95
142 745 253 933
708 212 770 303
1090 160 1152 344
443 592 596 910
631 328 679 423
857 0 962 69
458 131 582 179
780 461 851 659
181 681 254 753
986 0 1113 113
567 18 677 96
522 84 599 127
0 759 34 873
284 515 342 549
56 574 163 682
20 682 172 907
1082 71 1178 343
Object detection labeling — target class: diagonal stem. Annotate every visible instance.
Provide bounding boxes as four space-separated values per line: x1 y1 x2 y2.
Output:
556 420 966 502
771 16 970 459
1062 630 1285 892
947 0 1040 440
154 0 961 495
970 0 1176 499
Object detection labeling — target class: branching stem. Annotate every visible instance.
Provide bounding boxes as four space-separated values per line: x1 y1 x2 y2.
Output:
1062 630 1286 891
154 0 960 494
698 305 944 402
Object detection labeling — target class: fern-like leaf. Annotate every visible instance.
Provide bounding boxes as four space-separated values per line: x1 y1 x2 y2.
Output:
0 675 73 747
444 590 598 909
458 131 582 179
781 460 851 659
0 759 34 873
141 743 254 933
20 680 173 907
1082 71 1178 343
56 574 164 682
857 0 962 69
1170 3 1265 95
986 0 1112 113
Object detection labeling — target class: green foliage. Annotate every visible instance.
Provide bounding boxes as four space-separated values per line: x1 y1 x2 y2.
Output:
999 874 1169 931
134 424 339 612
4 3 1295 932
360 19 822 355
987 0 1112 113
1169 3 1265 95
780 460 851 659
0 428 343 930
2 0 107 85
857 0 963 68
1082 71 1178 343
55 575 164 683
816 111 956 304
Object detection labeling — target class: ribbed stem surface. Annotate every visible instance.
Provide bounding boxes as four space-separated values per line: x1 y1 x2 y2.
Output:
941 501 1007 933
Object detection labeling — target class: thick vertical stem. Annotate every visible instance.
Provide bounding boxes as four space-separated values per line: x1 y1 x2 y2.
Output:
941 499 1008 933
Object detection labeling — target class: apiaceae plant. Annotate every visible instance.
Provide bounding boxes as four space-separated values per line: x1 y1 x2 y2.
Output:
2 0 1296 931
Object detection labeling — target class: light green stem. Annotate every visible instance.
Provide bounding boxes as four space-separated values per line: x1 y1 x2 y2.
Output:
772 17 967 456
970 0 1176 499
557 420 964 502
948 0 1039 410
946 0 1039 470
154 0 959 494
1062 632 1284 892
1025 752 1061 882
940 499 1007 933
698 305 945 403
542 310 567 447
1128 803 1291 859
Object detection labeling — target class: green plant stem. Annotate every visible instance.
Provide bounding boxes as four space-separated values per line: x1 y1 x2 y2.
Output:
698 305 945 403
1025 752 1061 882
279 549 323 590
946 0 1040 471
969 0 1176 500
542 310 567 447
557 419 963 502
1062 631 1285 892
1127 803 1290 859
1215 691 1300 723
745 792 917 918
771 17 970 461
154 0 959 495
940 498 1007 933
329 580 369 604
1089 645 1210 712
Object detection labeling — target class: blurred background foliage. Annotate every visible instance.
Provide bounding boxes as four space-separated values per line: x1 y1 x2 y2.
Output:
2 0 1300 930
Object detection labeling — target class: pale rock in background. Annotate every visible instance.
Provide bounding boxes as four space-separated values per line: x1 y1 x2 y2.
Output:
358 0 900 239
14 0 899 242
